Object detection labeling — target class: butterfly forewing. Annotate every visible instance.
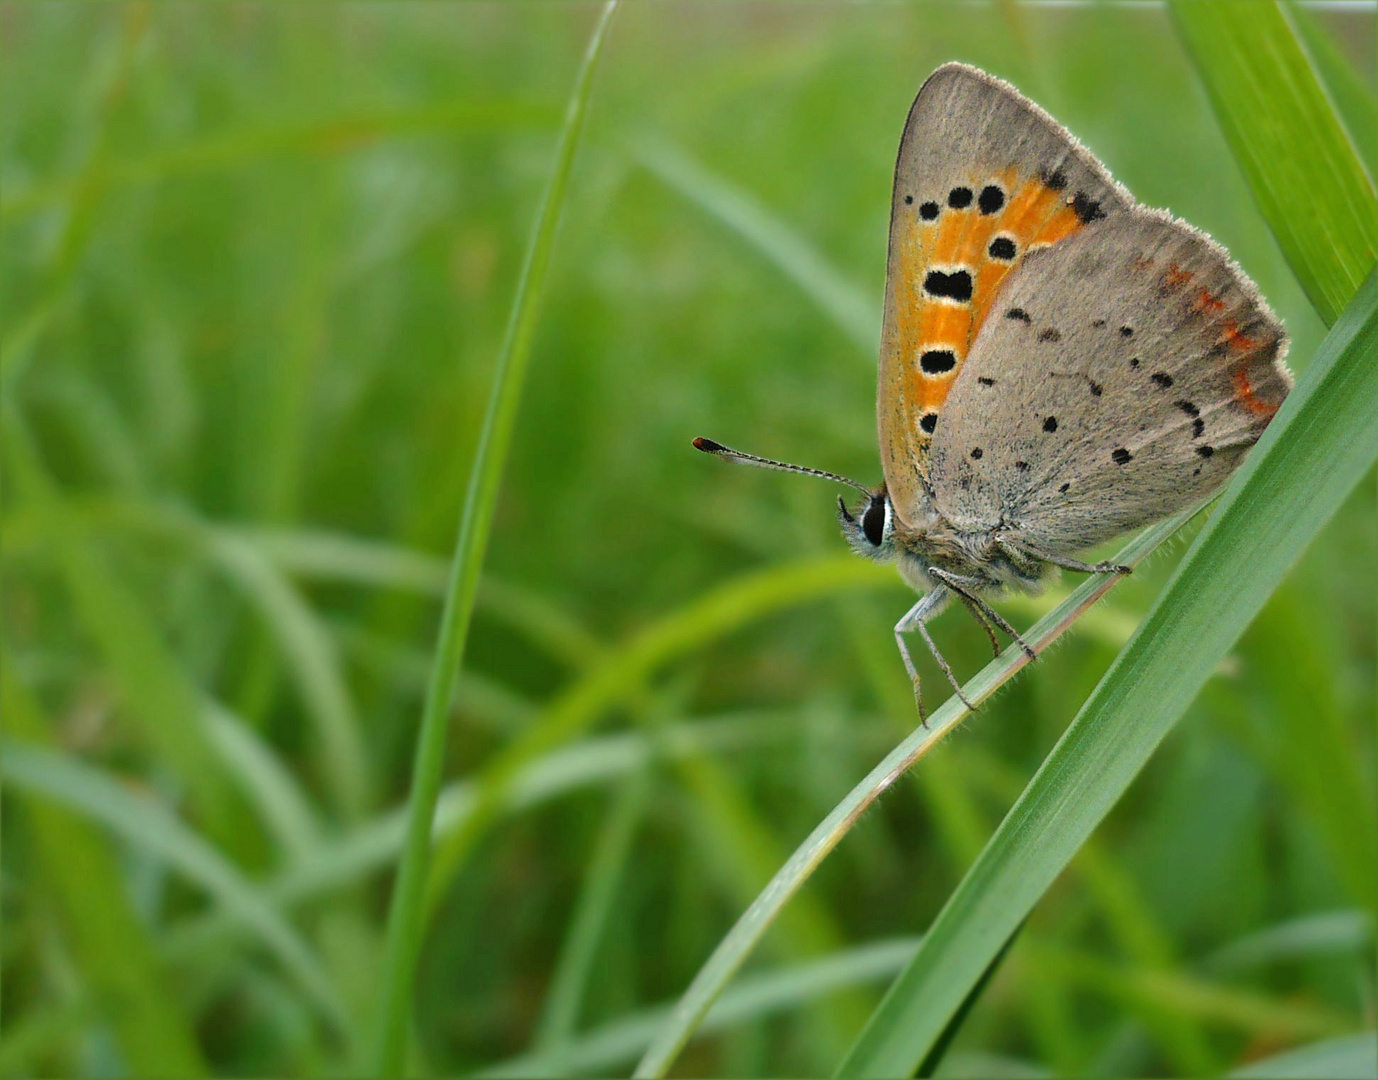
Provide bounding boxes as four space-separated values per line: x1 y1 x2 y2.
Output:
927 210 1290 552
878 62 1131 526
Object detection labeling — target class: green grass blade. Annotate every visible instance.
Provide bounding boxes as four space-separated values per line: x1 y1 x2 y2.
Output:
368 8 619 1068
1171 0 1378 325
535 769 651 1048
633 140 877 355
1228 1032 1377 1079
0 740 350 1037
2 669 208 1077
1286 2 1378 181
834 270 1378 1078
483 939 922 1079
631 503 1195 1079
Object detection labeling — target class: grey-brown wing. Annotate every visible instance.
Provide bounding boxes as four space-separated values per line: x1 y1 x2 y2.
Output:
926 208 1290 554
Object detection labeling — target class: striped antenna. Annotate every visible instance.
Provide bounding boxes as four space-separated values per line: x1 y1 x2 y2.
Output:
692 437 872 497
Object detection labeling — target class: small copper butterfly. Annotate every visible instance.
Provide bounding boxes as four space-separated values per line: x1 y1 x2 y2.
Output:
695 62 1292 720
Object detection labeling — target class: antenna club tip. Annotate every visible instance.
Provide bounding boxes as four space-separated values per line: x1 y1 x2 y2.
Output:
693 437 725 454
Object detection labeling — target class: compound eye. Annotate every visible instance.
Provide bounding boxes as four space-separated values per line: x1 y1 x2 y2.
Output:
861 495 886 546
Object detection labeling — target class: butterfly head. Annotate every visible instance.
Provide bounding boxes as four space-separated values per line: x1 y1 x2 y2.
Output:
837 488 896 561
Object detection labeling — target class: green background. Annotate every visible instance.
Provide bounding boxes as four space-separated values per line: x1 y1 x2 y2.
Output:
2 3 1374 1077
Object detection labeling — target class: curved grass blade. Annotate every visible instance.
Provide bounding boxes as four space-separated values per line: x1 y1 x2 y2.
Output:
0 740 350 1037
1171 0 1378 326
633 139 877 355
1229 1032 1377 1079
834 271 1378 1078
1 670 208 1077
631 502 1196 1079
369 9 619 1066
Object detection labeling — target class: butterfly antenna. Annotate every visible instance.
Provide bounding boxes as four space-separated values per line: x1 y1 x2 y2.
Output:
692 437 872 497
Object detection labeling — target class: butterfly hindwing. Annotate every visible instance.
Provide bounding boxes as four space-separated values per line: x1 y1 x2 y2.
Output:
878 62 1131 526
927 209 1290 552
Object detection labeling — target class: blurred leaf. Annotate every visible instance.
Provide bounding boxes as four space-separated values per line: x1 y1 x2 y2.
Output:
834 270 1378 1077
634 140 877 355
0 740 351 1038
1 668 208 1077
1229 1032 1378 1079
1204 909 1374 975
370 7 619 1070
482 938 921 1079
1172 0 1378 325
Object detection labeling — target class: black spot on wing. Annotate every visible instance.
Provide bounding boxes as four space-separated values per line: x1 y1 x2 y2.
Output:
1111 448 1132 464
924 270 973 303
920 201 939 221
1071 190 1105 223
1196 445 1214 458
904 195 913 205
1043 416 1058 433
978 185 1005 214
970 447 983 460
919 412 938 434
947 186 973 209
1151 372 1174 388
1005 307 1032 323
1041 167 1068 191
1038 328 1062 343
977 376 995 387
988 236 1016 260
920 349 957 374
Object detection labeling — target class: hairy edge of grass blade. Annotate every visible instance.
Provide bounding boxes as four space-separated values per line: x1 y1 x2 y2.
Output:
834 273 1378 1078
631 503 1194 1079
367 5 618 1073
1171 0 1378 326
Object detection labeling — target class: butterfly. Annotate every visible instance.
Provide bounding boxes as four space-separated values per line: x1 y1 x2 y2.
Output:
695 62 1292 720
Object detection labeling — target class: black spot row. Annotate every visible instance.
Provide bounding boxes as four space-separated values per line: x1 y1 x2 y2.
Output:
970 447 983 460
920 349 957 374
1005 307 1032 323
1043 416 1058 433
924 269 973 303
1151 372 1174 388
1112 448 1132 464
1038 328 1062 343
1196 445 1214 458
1088 378 1103 397
977 376 996 387
911 184 1007 220
1120 326 1134 337
1015 460 1029 471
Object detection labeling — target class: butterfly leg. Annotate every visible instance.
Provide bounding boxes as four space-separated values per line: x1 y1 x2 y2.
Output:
996 535 1130 576
894 587 974 723
930 567 1038 661
957 594 1002 660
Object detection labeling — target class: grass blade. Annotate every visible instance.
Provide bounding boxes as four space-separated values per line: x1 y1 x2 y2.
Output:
1 740 349 1037
2 669 208 1077
1171 0 1378 325
1228 1032 1378 1079
368 6 619 1069
631 502 1196 1079
834 270 1378 1077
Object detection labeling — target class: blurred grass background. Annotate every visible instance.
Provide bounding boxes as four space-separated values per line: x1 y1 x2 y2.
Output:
2 2 1374 1077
